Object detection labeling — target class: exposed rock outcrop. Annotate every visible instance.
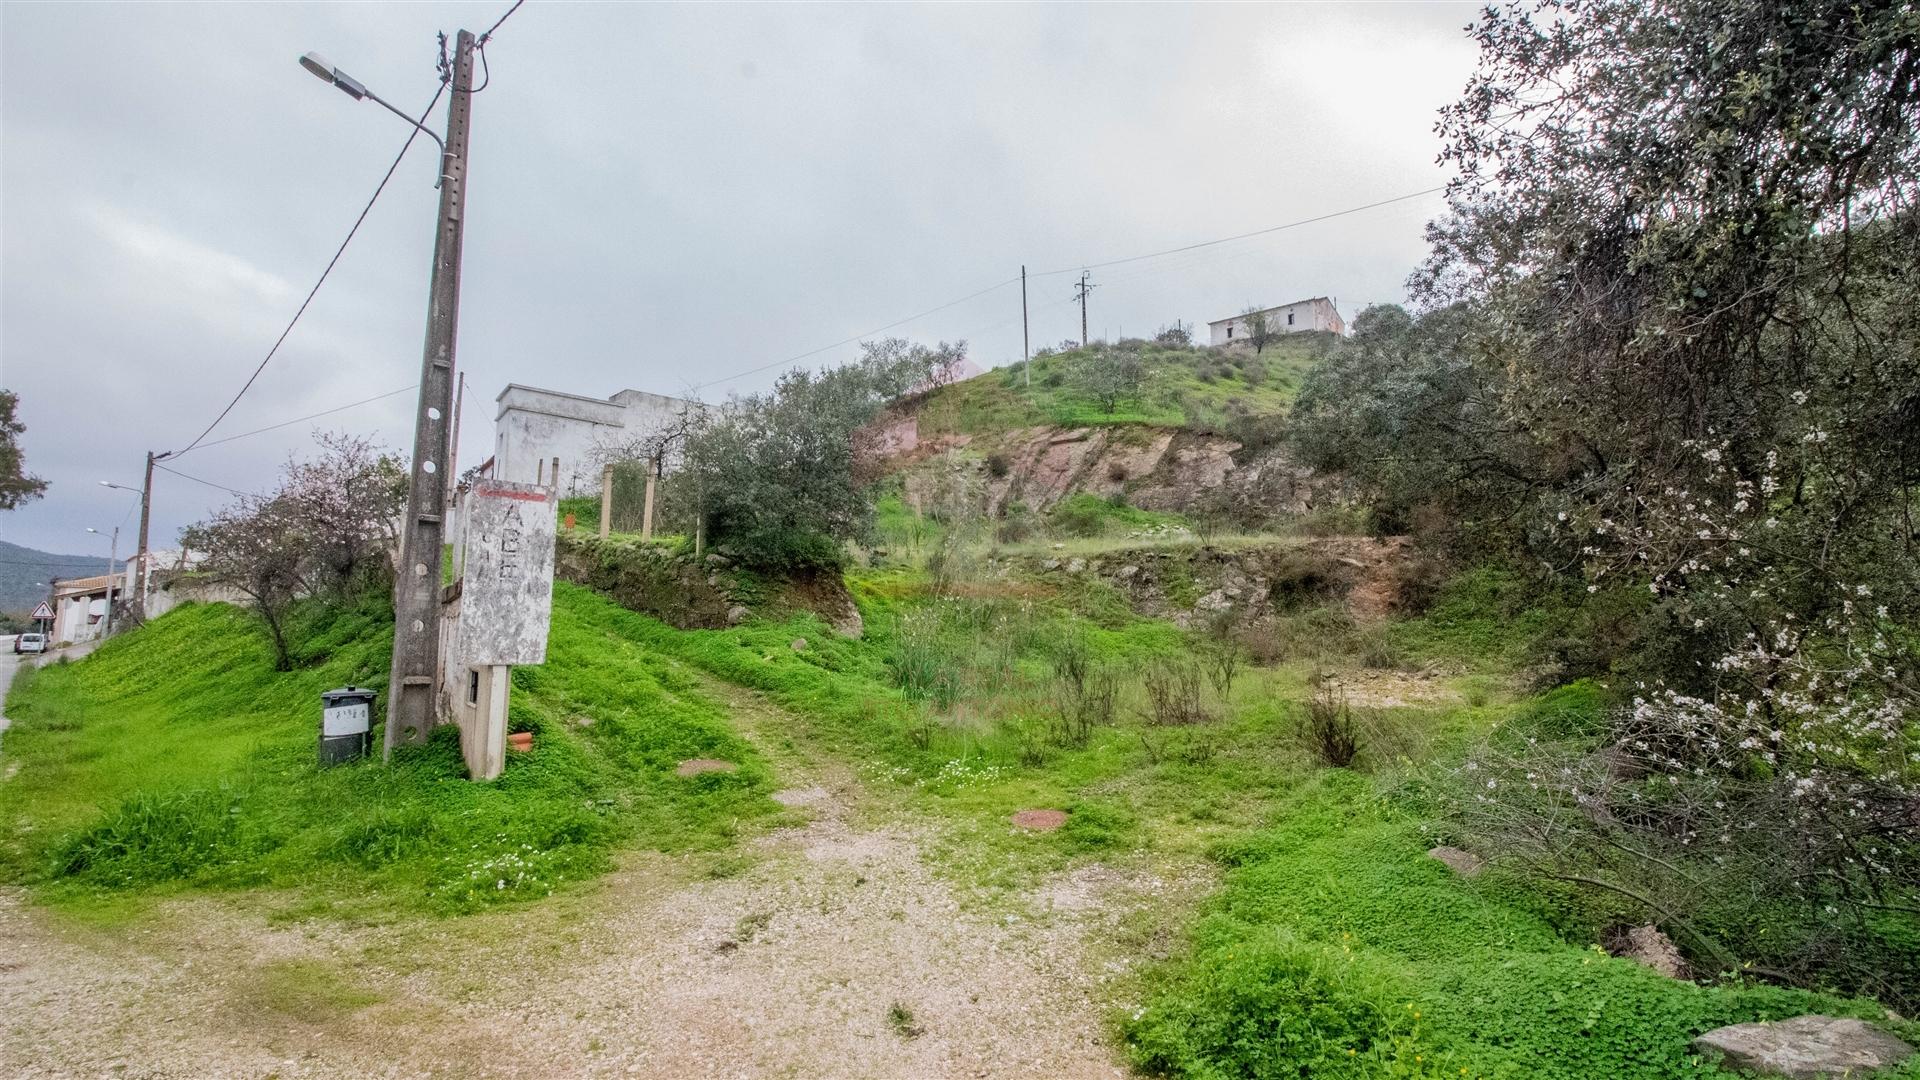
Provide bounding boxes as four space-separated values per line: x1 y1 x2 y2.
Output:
1691 1016 1914 1078
995 536 1414 629
896 424 1322 523
555 531 861 637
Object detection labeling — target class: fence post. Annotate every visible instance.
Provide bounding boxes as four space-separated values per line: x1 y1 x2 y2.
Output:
599 463 614 539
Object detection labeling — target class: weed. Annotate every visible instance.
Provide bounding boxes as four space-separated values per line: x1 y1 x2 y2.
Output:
887 1001 924 1039
1142 658 1211 726
1201 641 1242 698
1301 676 1359 767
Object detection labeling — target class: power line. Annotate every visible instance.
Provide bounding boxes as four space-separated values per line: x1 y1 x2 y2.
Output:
1031 186 1447 277
480 0 527 41
692 276 1021 392
186 385 417 452
689 186 1445 393
153 462 258 499
172 81 450 457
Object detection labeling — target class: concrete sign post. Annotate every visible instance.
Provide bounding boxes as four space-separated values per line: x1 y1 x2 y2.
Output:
455 479 557 779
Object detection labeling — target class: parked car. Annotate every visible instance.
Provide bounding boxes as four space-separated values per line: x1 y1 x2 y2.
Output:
15 632 46 654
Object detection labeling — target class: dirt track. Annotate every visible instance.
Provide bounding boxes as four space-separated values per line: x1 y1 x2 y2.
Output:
0 680 1193 1079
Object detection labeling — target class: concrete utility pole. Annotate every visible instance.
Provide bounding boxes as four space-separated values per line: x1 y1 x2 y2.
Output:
1073 271 1098 348
1021 264 1030 388
102 455 163 617
386 28 476 761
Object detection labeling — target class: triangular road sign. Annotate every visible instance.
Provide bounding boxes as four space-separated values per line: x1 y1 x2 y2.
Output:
31 601 53 620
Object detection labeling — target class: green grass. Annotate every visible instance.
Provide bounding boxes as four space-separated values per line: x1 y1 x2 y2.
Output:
0 587 777 917
7 555 1914 1076
915 339 1324 440
1124 772 1920 1079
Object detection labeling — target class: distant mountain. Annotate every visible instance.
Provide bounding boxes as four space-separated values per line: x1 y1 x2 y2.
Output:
0 539 122 614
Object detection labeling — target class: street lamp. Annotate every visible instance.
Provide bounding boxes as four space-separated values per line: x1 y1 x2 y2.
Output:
298 52 448 182
84 526 120 638
300 33 477 759
99 479 150 609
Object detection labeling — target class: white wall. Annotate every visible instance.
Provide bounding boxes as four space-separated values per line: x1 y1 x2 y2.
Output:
1207 297 1344 345
493 384 696 492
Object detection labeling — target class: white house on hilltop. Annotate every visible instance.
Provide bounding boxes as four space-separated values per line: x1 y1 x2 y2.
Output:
492 385 697 494
1208 297 1345 345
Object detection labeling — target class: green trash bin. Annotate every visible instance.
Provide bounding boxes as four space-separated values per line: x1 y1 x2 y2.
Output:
319 686 376 767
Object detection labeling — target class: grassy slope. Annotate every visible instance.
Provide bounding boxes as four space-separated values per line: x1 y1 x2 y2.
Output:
915 337 1326 440
5 569 1913 1076
0 588 775 917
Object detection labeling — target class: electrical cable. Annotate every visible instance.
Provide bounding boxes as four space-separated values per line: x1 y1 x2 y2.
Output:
691 186 1446 392
153 462 259 499
691 276 1021 392
1030 186 1446 278
171 83 449 457
187 385 418 451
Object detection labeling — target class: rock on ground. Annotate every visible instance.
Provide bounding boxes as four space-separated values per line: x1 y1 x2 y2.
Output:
1691 1015 1915 1079
1428 846 1484 877
1611 924 1689 980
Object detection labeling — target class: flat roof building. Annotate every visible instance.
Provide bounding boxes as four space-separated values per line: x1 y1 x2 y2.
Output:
1208 296 1345 346
493 384 696 493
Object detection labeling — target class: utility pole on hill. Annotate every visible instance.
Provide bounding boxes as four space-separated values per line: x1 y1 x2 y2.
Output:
386 29 476 761
1021 264 1030 387
1073 271 1098 348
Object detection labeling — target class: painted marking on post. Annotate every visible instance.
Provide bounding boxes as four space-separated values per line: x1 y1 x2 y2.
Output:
459 480 557 666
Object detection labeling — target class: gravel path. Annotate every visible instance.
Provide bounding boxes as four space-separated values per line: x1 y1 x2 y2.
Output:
0 677 1184 1078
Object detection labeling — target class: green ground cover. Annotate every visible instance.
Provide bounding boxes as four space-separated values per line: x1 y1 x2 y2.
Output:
1124 772 1920 1080
0 587 775 918
915 339 1324 440
3 559 1912 1076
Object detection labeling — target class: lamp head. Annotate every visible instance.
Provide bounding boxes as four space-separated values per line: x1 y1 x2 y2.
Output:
299 52 369 100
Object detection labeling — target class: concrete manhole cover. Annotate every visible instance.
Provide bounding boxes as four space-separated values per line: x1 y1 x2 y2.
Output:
1011 809 1069 831
676 758 739 777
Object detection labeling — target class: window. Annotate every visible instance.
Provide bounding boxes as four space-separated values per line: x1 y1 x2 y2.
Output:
467 669 480 705
1226 325 1233 338
1287 312 1295 326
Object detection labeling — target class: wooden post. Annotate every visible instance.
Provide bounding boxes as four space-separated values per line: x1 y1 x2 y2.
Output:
598 463 614 539
641 456 658 541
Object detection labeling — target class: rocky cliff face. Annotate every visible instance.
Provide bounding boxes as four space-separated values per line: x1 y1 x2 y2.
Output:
897 423 1322 523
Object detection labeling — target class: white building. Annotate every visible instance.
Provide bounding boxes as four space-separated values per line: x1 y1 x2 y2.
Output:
492 385 697 493
50 572 126 644
1208 296 1345 346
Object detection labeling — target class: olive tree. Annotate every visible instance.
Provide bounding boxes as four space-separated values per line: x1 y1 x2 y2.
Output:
679 338 962 569
1408 0 1920 998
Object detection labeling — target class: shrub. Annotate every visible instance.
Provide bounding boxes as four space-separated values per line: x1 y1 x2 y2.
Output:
1300 678 1358 767
1142 658 1211 726
1127 922 1411 1076
985 451 1012 479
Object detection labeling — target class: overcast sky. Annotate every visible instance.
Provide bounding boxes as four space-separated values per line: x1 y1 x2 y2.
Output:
0 1 1479 556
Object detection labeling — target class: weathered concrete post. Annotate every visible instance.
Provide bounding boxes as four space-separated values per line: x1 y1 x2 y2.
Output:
641 456 658 541
452 479 556 781
599 464 614 539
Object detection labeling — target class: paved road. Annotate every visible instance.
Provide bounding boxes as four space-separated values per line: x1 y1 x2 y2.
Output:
0 653 18 741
